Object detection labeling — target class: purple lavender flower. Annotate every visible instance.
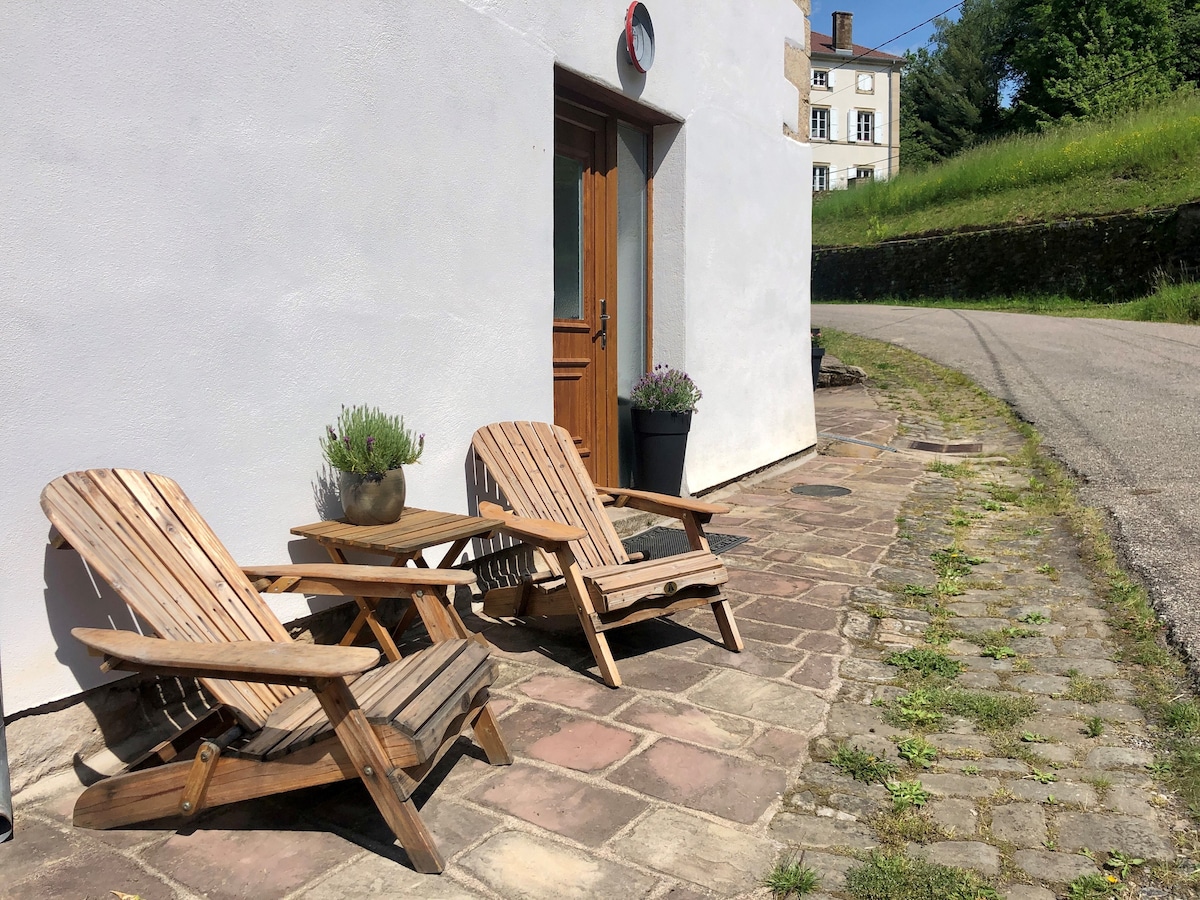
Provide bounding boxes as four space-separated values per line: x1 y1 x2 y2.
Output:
366 436 375 450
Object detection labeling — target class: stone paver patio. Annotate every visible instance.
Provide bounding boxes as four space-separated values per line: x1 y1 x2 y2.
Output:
2 382 1196 899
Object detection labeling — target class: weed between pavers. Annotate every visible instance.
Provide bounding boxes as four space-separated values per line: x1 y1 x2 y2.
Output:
831 744 900 784
806 332 1200 896
1063 670 1114 703
844 851 1001 900
885 648 965 679
885 688 1037 732
761 852 821 898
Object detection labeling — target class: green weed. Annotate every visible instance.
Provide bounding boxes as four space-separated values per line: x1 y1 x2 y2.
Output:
845 851 1001 900
761 853 821 898
871 808 948 845
886 688 1036 732
928 461 973 478
897 736 939 768
885 648 965 679
1084 716 1106 738
1163 699 1200 737
1067 872 1123 898
1064 671 1114 703
980 645 1016 659
831 744 899 784
887 780 931 810
1019 611 1050 625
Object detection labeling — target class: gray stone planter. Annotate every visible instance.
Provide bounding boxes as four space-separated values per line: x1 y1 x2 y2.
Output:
339 467 406 526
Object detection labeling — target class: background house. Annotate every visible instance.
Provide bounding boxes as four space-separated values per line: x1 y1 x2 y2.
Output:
0 0 815 725
808 11 904 190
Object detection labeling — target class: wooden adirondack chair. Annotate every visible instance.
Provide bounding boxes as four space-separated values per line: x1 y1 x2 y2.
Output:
471 421 744 688
41 469 511 874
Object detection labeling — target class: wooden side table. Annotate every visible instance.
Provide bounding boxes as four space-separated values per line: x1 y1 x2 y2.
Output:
290 508 501 661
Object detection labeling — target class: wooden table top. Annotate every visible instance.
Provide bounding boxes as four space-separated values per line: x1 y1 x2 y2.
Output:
291 507 502 555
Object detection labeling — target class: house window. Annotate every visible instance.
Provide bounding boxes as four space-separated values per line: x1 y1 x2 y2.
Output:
856 111 875 143
813 165 829 192
811 107 829 140
856 72 875 93
856 167 874 181
812 69 829 88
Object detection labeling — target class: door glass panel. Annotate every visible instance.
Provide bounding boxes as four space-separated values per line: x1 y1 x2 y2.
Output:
553 155 584 320
615 123 649 487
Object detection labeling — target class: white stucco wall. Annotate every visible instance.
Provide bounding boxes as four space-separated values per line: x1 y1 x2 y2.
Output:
1 0 814 714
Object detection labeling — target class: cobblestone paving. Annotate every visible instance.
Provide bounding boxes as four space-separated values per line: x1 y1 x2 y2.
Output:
772 397 1200 899
1 384 1195 899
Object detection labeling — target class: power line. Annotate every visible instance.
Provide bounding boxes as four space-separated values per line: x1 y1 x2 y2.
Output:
806 2 966 125
820 0 964 75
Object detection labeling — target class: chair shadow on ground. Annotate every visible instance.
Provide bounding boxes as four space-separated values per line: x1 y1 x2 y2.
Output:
78 736 489 869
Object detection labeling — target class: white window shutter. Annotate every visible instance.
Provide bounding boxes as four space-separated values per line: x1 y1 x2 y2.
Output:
847 111 856 143
857 73 870 92
875 118 883 144
830 108 839 141
827 69 837 88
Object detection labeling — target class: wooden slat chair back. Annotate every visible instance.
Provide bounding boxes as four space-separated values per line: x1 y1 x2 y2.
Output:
41 468 512 874
470 423 744 688
471 421 628 574
42 469 296 729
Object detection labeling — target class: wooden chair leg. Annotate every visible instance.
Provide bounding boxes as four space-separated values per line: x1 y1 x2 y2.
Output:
555 551 622 688
315 677 445 873
711 598 744 652
471 702 513 765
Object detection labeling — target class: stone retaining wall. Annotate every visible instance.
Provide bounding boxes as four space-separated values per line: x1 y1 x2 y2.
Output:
813 202 1200 301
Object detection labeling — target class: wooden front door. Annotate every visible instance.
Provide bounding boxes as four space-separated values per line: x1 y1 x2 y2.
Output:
552 99 616 484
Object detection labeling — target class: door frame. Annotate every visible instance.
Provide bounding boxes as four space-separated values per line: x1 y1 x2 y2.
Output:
553 70 665 483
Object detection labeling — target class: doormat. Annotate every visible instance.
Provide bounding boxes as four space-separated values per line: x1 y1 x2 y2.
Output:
622 526 749 561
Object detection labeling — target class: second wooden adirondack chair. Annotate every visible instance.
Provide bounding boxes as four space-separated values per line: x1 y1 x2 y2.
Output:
41 468 511 873
471 421 744 688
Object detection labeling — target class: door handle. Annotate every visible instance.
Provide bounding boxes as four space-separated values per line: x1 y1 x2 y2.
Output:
598 298 610 350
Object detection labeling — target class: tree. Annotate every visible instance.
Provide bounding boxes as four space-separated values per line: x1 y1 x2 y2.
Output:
899 0 1010 168
1005 0 1179 127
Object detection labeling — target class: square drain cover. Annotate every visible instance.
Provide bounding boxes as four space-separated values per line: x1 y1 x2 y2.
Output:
790 484 852 497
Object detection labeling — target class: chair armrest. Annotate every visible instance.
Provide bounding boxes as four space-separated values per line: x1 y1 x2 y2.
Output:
593 486 731 521
241 563 476 598
477 502 587 550
72 627 380 686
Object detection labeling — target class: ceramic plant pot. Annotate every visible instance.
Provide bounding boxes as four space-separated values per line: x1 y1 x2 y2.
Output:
811 346 826 388
631 408 692 496
339 468 406 526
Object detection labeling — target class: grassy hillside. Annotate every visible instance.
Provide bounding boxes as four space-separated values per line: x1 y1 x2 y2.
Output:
813 93 1200 248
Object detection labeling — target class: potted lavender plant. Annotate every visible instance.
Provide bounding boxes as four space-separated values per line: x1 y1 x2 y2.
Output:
629 365 702 496
322 405 424 526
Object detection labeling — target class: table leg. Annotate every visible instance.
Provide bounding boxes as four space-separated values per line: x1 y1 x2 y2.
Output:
323 545 404 662
412 541 489 647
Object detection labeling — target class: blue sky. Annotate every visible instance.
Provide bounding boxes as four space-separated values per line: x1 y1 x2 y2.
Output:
810 0 962 55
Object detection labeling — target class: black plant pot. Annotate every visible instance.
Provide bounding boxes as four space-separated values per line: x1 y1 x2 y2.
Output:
631 408 692 496
811 347 826 388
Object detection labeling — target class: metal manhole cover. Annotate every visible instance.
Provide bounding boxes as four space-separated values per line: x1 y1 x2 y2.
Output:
790 484 852 497
907 440 983 454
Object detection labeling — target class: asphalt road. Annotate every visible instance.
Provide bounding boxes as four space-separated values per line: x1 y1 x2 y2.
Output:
814 304 1200 678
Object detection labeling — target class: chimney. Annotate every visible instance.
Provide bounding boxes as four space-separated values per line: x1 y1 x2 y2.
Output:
832 11 853 54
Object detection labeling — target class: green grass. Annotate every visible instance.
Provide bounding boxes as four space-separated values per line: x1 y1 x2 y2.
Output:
762 854 821 898
885 648 965 679
886 687 1037 732
845 852 1000 900
818 279 1200 325
831 744 900 784
813 92 1200 248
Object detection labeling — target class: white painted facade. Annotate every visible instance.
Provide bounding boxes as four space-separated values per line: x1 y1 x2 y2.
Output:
0 0 814 715
808 24 903 190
